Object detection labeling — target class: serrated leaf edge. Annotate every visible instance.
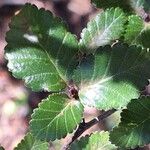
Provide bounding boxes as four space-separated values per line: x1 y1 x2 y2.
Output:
29 93 84 141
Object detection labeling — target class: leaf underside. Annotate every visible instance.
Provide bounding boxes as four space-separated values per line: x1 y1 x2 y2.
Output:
5 3 79 92
30 94 84 141
79 7 126 53
74 43 150 110
110 97 150 149
14 133 48 150
70 131 117 150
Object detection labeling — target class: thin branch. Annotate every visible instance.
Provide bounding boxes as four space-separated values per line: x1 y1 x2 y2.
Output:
62 109 116 150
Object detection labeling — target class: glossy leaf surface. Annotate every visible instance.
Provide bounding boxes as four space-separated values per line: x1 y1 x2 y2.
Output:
74 43 150 110
79 8 126 52
5 4 78 92
14 133 48 150
30 94 84 141
70 131 117 150
125 15 150 48
110 97 150 149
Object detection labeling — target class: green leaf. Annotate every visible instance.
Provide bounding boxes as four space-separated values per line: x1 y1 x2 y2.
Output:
79 8 126 53
144 0 150 12
5 3 78 92
130 0 150 13
14 133 48 150
110 97 150 149
130 0 144 10
92 0 150 14
30 93 84 141
92 0 131 13
70 131 117 150
125 15 150 48
0 147 4 150
74 43 150 110
124 15 144 44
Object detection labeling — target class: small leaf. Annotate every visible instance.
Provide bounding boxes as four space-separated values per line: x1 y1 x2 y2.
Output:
124 15 144 44
70 131 117 150
79 8 126 53
30 94 84 141
125 15 150 48
74 43 150 110
5 3 78 92
110 97 150 149
14 133 48 150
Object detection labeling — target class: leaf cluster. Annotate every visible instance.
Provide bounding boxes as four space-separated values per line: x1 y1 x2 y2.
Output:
4 1 150 149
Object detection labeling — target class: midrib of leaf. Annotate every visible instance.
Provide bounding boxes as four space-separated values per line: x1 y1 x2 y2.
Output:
56 32 69 62
116 100 150 147
15 133 48 150
131 27 145 45
85 52 148 90
32 142 46 150
90 10 123 47
35 101 77 138
118 116 150 148
126 100 150 128
38 40 67 84
99 143 112 149
58 32 78 79
125 16 150 46
132 117 150 129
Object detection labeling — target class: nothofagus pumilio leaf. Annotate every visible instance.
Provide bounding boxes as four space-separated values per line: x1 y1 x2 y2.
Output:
110 97 150 149
92 0 131 13
70 131 117 150
4 2 150 149
30 94 84 141
79 7 126 53
5 3 79 92
92 0 150 14
14 133 49 150
74 43 150 110
125 15 150 49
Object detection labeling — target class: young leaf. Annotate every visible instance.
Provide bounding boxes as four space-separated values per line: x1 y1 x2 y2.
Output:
70 131 117 150
124 15 144 44
5 3 78 92
14 133 48 150
79 8 126 53
74 43 150 110
125 15 150 48
30 94 84 141
110 97 150 149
